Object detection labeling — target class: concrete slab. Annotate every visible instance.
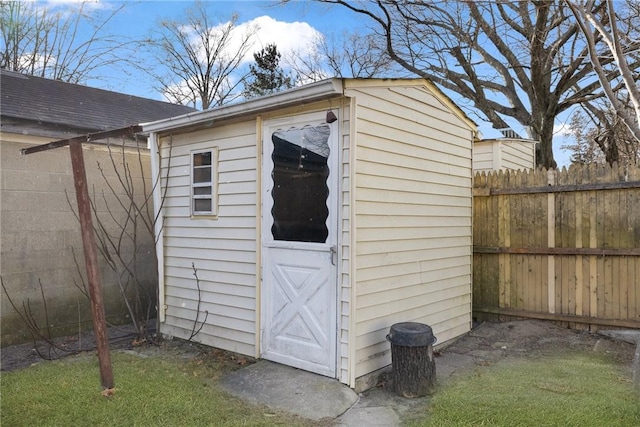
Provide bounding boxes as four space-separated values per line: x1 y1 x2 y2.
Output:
218 360 358 421
215 322 640 425
337 406 401 426
218 351 473 425
337 385 428 426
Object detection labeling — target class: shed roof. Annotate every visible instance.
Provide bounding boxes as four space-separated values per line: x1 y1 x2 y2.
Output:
0 69 195 134
142 78 477 135
143 78 345 134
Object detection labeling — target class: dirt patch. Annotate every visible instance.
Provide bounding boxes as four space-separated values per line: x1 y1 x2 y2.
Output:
0 321 258 374
0 323 151 372
2 319 636 376
440 320 636 372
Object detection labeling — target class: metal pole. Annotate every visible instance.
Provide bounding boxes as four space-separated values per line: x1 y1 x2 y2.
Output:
69 139 114 390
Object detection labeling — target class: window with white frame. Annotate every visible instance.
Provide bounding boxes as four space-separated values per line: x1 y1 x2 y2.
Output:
191 148 216 216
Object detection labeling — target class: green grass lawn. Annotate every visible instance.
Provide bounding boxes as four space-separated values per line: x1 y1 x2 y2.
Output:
1 350 321 427
411 353 640 427
4 346 639 427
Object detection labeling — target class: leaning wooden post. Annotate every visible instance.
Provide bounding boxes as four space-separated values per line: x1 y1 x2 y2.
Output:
21 126 140 389
69 139 114 390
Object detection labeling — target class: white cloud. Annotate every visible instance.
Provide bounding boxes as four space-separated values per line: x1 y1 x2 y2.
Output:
183 15 320 68
237 15 322 63
43 0 113 12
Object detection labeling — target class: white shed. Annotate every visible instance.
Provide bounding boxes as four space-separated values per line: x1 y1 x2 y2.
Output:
143 78 477 390
473 138 537 172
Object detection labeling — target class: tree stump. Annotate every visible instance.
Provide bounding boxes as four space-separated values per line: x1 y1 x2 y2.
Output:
391 343 436 398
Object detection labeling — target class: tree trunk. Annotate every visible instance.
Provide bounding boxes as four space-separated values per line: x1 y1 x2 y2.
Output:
391 344 436 398
595 134 620 166
533 113 558 169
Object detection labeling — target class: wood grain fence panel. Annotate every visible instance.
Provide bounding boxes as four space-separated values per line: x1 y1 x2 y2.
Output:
475 172 493 317
486 174 500 309
588 189 598 319
569 192 577 317
534 190 543 311
518 184 529 311
534 171 548 313
490 174 501 308
522 171 531 312
473 163 640 330
604 198 614 319
498 193 510 309
610 188 620 319
558 191 574 316
597 256 607 319
596 178 607 320
539 254 546 312
555 254 563 315
473 172 500 313
580 255 589 318
472 177 482 304
575 187 584 317
472 174 486 310
559 169 569 318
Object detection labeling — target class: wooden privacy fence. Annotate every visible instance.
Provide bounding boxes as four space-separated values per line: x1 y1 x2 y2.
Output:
473 163 640 330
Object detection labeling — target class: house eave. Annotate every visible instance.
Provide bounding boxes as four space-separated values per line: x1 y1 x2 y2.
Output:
141 78 345 135
1 115 107 139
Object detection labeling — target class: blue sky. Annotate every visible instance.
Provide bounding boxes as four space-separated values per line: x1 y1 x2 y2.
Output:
43 0 574 165
80 1 353 95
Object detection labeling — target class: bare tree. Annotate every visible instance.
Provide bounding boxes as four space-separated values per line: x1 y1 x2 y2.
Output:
0 1 132 84
286 30 399 82
561 112 606 165
566 0 640 144
319 0 639 169
285 34 330 84
563 101 640 165
144 2 258 110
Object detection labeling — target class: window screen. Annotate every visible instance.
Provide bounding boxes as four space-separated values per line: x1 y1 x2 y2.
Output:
192 150 215 215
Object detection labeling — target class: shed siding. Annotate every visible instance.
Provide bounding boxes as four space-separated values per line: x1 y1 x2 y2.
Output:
473 140 536 172
472 142 495 172
348 84 473 378
500 140 535 170
158 121 258 355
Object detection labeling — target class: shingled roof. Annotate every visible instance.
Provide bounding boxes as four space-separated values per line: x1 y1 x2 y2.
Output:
1 69 195 137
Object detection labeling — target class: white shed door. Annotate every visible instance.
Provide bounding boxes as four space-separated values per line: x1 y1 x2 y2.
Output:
261 112 338 378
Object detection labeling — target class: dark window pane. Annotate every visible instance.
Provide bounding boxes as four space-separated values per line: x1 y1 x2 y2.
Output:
194 152 211 166
271 124 330 243
194 198 212 212
194 167 211 183
194 186 211 196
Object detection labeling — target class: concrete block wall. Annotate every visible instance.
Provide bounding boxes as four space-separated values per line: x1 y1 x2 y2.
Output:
1 133 157 346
